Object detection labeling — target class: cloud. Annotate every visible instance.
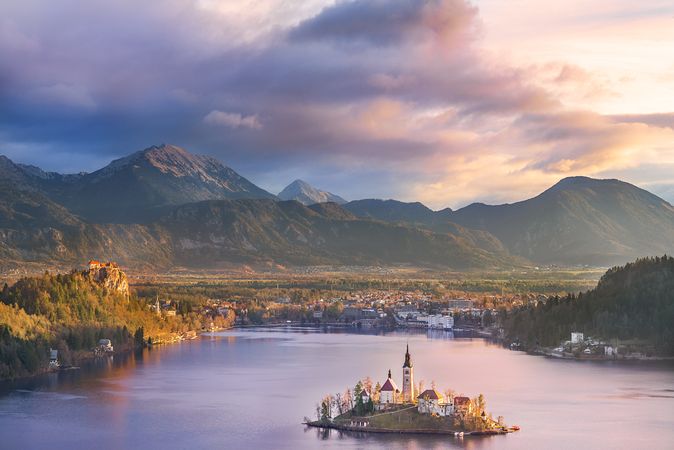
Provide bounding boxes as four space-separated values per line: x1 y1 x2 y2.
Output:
204 110 262 129
290 0 479 47
1 0 673 208
29 83 97 111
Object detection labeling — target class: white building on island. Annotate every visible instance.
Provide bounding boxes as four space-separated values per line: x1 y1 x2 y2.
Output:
378 369 399 406
417 389 455 416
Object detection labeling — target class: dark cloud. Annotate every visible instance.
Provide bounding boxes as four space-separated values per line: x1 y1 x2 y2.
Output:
290 0 478 46
1 0 672 207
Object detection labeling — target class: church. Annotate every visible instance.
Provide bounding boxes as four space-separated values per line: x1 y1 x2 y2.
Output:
375 345 456 417
376 345 415 409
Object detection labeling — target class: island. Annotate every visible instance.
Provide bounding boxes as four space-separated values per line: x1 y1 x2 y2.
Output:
305 345 519 437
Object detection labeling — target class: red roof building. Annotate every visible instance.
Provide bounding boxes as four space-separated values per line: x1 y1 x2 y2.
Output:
417 389 442 401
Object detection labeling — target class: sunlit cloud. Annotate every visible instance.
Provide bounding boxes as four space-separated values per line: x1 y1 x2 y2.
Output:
1 0 673 208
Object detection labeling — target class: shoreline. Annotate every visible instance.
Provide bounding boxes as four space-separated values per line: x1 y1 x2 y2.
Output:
304 420 515 437
0 326 230 384
228 324 674 363
528 348 674 362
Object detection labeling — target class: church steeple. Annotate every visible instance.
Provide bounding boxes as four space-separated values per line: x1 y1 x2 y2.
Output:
401 344 414 402
388 369 392 379
403 344 412 368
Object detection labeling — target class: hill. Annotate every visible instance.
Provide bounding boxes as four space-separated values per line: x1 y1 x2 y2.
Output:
158 199 515 269
278 179 346 205
0 179 173 267
0 181 517 270
450 177 674 265
502 256 674 355
0 265 234 379
344 178 674 266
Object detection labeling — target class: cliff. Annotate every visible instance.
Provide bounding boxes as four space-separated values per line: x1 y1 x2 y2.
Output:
84 260 129 297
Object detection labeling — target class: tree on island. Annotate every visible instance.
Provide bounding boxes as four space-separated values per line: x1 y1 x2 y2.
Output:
320 395 333 421
344 388 353 411
353 381 365 415
374 381 381 402
476 393 486 415
334 392 344 415
134 327 145 348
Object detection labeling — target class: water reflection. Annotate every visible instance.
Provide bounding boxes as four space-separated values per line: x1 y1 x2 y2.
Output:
0 329 673 450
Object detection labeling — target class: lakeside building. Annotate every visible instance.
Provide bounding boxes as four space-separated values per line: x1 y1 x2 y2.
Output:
428 314 454 330
446 298 473 310
571 332 584 344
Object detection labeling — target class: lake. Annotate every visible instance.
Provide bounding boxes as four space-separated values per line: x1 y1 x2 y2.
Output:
1 328 673 449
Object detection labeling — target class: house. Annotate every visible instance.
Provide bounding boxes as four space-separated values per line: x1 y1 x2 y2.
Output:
446 298 473 310
361 390 371 404
98 339 114 352
571 332 584 344
417 389 455 416
49 349 59 369
378 369 399 406
428 314 454 330
417 389 442 414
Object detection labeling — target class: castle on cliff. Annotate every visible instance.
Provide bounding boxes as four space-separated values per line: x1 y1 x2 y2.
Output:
86 260 129 297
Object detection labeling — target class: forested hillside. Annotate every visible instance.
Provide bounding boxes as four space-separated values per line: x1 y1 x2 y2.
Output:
502 256 674 355
0 268 233 380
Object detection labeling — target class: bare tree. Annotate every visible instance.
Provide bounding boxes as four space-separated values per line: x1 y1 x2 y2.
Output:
334 392 344 416
344 388 353 410
363 376 373 394
443 389 454 403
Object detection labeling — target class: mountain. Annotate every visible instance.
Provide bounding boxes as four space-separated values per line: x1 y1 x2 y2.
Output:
343 199 508 256
30 144 276 222
278 179 346 205
0 179 172 267
0 187 517 269
157 199 514 269
4 147 673 269
344 199 439 223
450 177 674 265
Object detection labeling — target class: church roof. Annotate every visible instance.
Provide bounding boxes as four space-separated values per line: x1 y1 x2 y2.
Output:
380 378 398 391
417 389 442 400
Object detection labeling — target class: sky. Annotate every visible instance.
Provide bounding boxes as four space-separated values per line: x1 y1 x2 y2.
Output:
1 0 674 209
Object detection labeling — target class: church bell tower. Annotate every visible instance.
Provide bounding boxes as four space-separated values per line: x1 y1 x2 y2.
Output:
402 344 414 403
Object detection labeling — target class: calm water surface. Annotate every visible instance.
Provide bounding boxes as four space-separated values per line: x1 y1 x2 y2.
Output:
1 329 673 450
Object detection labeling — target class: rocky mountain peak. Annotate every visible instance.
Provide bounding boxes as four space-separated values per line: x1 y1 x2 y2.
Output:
278 179 346 205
